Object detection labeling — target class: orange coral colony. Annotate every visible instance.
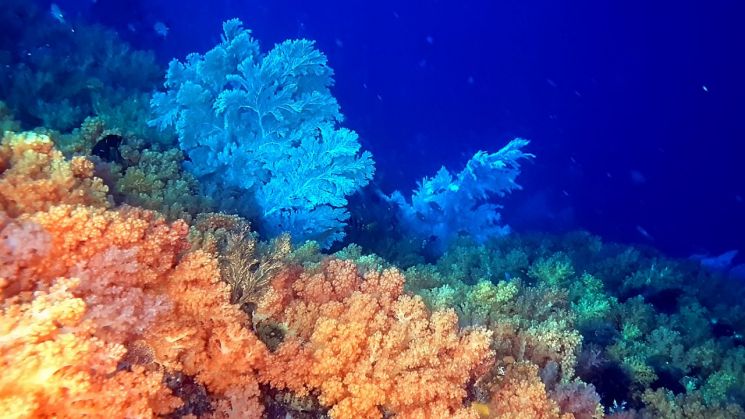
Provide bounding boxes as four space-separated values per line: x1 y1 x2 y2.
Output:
0 133 603 417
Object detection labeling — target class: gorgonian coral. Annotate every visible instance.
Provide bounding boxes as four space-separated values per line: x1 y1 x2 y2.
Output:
150 19 374 248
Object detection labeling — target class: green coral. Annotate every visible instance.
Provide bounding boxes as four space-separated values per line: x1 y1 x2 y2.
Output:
332 244 389 274
528 252 575 287
417 279 520 327
0 1 162 132
570 273 616 324
435 237 530 284
287 241 324 267
397 230 745 411
404 238 583 385
114 148 212 221
622 259 685 293
641 388 745 418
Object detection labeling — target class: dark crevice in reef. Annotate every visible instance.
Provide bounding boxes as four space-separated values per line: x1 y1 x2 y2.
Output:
91 133 124 164
262 385 327 418
163 372 214 418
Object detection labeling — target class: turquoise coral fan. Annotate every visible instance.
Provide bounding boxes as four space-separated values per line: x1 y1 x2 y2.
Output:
150 19 374 248
386 138 533 255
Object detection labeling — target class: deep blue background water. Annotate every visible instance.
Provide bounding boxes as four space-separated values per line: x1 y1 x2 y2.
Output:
54 0 745 258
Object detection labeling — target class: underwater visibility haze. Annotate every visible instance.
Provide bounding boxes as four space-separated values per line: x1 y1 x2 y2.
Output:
0 0 744 417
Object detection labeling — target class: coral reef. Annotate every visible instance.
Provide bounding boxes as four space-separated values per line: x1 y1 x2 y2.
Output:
3 114 745 419
2 7 745 419
405 232 745 416
43 116 211 221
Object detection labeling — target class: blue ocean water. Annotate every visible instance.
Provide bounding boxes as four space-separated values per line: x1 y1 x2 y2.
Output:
2 0 745 416
61 0 745 257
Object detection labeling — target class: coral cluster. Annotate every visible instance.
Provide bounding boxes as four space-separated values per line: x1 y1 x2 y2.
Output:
400 232 745 417
150 19 374 247
0 132 267 416
42 116 211 221
2 130 619 418
0 130 110 215
0 1 162 133
387 138 533 256
0 132 548 418
4 124 741 418
256 259 493 418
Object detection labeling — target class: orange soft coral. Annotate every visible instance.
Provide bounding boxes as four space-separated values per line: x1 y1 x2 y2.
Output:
0 135 272 417
3 204 188 297
1 206 270 417
0 206 188 417
0 131 110 216
484 362 572 419
146 250 269 417
0 277 179 418
257 258 493 418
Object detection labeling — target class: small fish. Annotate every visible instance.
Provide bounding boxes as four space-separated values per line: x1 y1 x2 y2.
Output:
636 225 654 241
425 35 434 45
50 3 65 24
702 85 709 92
154 21 169 38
